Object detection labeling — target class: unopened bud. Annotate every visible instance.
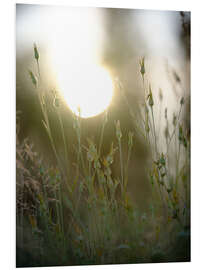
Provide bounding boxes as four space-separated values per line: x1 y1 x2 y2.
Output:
34 43 39 62
28 70 37 86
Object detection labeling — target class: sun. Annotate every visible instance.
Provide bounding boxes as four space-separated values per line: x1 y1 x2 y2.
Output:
56 64 114 118
46 7 114 117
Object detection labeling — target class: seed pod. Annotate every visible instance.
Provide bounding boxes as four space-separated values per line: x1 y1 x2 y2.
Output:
34 43 39 62
149 174 154 186
139 57 145 77
94 160 101 169
164 126 169 140
147 85 154 107
183 137 187 148
167 187 172 193
53 97 60 108
159 88 163 102
28 70 37 86
180 97 184 105
158 180 164 186
179 124 183 142
159 153 166 166
173 113 177 126
173 70 181 83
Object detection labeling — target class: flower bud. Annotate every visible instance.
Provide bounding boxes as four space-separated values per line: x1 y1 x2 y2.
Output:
34 43 39 62
28 70 37 86
147 85 154 107
139 57 145 77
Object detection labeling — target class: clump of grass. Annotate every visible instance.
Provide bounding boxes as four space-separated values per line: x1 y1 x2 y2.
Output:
16 44 190 267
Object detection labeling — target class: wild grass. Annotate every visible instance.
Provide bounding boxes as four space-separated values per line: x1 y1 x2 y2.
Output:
16 45 190 267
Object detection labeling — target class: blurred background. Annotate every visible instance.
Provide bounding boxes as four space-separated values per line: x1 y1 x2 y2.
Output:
16 4 190 207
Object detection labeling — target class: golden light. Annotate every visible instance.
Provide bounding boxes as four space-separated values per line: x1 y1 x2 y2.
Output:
56 64 114 118
46 7 114 118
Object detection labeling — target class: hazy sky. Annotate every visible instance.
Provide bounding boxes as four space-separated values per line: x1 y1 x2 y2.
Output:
16 4 183 60
16 4 187 121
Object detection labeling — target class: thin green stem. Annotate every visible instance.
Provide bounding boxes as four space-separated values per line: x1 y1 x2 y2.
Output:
118 139 124 197
57 110 69 184
150 107 158 158
175 142 181 189
98 112 107 157
124 146 132 192
167 104 183 150
117 79 146 139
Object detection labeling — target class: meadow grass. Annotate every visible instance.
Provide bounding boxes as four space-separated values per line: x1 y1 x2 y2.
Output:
16 45 190 267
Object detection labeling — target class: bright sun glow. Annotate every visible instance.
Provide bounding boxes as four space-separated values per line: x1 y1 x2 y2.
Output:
45 7 114 118
57 65 113 118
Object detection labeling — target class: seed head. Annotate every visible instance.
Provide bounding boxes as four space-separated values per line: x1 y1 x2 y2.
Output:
159 153 166 167
173 70 181 83
159 88 163 102
147 85 154 107
54 97 60 108
28 70 37 86
139 57 145 77
180 97 184 105
173 113 177 126
53 91 60 108
33 43 39 62
178 124 183 141
164 126 169 139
